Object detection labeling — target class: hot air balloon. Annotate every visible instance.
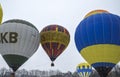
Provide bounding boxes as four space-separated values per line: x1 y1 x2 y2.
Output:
0 4 3 24
76 62 92 77
0 19 40 77
75 12 120 77
40 24 70 66
84 9 109 18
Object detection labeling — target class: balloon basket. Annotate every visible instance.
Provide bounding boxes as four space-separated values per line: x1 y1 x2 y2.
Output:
51 62 54 67
10 72 15 77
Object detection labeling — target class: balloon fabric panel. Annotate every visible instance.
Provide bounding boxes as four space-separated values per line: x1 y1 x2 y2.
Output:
0 4 3 24
3 54 27 71
84 9 109 18
42 42 65 61
3 19 38 31
80 44 120 65
41 31 69 46
0 23 39 58
75 13 120 52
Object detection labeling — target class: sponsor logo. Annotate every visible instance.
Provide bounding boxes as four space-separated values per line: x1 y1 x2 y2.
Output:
0 32 18 43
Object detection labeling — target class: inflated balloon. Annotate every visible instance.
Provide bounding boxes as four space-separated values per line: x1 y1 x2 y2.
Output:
0 19 40 72
40 24 70 66
0 4 3 24
84 9 108 18
76 62 92 77
75 13 120 77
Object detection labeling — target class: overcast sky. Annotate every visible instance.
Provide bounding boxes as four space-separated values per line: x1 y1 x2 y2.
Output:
0 0 120 72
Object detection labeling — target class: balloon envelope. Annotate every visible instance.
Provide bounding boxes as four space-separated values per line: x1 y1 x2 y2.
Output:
40 24 70 66
0 4 3 24
76 62 92 77
84 9 109 18
0 19 40 71
75 13 120 77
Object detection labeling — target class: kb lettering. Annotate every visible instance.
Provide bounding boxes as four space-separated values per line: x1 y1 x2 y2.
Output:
0 32 18 43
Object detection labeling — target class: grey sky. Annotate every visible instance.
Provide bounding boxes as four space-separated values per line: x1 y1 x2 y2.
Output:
0 0 120 72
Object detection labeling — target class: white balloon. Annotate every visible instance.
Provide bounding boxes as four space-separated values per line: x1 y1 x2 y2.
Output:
0 19 40 71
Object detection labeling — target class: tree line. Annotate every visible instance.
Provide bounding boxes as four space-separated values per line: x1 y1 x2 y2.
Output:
0 65 120 77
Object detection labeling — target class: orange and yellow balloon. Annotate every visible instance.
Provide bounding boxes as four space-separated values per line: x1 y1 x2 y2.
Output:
40 24 70 66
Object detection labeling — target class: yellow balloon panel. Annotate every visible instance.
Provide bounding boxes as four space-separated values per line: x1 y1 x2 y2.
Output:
80 44 120 65
84 9 108 18
0 4 3 24
40 31 70 46
77 62 91 69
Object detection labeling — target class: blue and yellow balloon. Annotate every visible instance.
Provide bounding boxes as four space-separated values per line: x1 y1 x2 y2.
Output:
76 62 92 77
75 10 120 77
